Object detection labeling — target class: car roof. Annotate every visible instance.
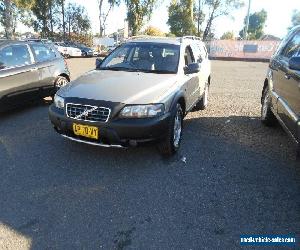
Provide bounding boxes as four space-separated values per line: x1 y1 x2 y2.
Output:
125 36 205 47
127 38 181 45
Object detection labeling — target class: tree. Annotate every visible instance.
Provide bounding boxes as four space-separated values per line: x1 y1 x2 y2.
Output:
0 0 25 39
220 31 234 40
14 0 60 37
289 9 300 29
65 3 91 37
202 0 244 41
0 0 15 38
144 26 165 36
167 0 197 36
239 9 267 40
125 0 157 36
98 0 120 37
195 0 205 37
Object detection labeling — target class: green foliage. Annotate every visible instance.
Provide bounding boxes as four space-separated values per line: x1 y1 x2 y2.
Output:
289 9 300 29
240 9 267 40
13 0 35 9
30 0 59 37
143 26 165 36
220 31 234 40
65 3 91 35
0 0 25 38
167 0 196 37
203 0 244 41
126 0 157 36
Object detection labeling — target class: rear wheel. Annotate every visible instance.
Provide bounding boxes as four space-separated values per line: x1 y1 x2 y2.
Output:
261 86 277 126
158 103 183 156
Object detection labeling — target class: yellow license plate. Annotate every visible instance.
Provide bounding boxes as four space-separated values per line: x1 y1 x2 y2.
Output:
73 123 99 140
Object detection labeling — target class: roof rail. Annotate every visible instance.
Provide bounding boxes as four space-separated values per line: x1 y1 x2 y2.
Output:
128 35 175 40
181 36 203 42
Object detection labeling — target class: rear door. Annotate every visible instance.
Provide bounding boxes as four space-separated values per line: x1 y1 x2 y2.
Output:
190 42 210 95
183 45 199 110
29 43 58 88
0 44 40 103
273 31 300 137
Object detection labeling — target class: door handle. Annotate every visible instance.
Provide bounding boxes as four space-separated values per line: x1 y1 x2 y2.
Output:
285 74 291 80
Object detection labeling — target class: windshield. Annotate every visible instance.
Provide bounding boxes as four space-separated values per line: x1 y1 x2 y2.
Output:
100 42 180 74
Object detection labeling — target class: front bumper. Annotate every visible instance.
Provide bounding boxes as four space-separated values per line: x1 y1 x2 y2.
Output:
49 104 171 147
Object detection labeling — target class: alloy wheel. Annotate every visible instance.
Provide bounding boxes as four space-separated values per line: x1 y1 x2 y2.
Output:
173 108 182 148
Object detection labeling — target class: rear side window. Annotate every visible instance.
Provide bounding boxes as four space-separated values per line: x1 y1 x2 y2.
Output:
184 46 195 66
190 43 207 63
0 44 32 70
281 31 300 59
31 44 56 62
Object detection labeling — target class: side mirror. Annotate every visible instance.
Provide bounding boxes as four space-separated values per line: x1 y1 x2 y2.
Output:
95 58 103 69
289 57 300 71
184 63 200 74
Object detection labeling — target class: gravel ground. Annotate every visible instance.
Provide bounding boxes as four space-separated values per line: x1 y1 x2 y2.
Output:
0 59 299 249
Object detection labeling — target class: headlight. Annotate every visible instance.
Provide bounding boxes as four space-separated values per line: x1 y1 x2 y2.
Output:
119 104 164 118
54 94 65 109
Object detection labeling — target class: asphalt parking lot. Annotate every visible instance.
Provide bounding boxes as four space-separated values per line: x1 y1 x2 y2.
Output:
0 58 299 249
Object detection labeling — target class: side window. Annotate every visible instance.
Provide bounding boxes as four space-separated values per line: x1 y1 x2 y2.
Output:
0 45 32 70
281 31 300 59
190 44 201 63
31 44 56 62
184 46 195 66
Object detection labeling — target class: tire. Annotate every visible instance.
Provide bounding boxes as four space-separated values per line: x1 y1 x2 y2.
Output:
158 103 183 156
194 82 209 111
261 86 277 126
55 76 69 90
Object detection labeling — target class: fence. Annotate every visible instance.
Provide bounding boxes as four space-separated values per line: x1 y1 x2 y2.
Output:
207 40 281 61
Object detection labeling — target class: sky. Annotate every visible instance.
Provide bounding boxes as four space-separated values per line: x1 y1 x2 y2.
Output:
13 0 300 39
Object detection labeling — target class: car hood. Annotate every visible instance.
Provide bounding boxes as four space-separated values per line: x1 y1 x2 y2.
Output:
58 70 178 104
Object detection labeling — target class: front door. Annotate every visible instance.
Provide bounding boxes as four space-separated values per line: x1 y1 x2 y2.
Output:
273 31 300 137
0 44 39 107
183 45 199 110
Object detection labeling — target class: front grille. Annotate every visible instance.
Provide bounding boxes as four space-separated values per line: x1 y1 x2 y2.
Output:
66 103 110 122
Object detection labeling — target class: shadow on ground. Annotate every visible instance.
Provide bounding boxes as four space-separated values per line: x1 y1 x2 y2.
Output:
0 105 299 249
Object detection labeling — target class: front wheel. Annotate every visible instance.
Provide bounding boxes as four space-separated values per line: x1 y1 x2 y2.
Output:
261 86 277 126
55 76 69 89
158 103 183 156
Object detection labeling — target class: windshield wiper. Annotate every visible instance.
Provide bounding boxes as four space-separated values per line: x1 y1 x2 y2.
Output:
99 67 175 74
